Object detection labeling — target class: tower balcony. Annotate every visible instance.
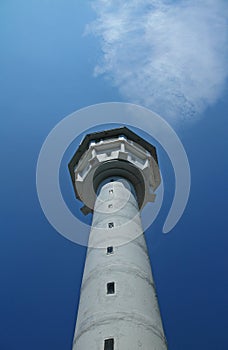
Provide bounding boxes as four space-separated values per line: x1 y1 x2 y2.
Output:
68 127 161 214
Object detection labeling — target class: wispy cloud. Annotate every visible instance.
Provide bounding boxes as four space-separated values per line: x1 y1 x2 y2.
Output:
87 0 228 122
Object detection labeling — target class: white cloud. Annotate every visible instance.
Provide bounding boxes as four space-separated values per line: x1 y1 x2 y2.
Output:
87 0 228 122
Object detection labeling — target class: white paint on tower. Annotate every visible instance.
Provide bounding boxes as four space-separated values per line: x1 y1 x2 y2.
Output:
69 127 167 349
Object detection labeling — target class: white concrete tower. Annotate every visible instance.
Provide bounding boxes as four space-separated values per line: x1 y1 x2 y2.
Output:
68 127 167 350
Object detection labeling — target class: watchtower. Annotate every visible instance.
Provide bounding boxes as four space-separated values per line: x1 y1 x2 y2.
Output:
69 127 167 350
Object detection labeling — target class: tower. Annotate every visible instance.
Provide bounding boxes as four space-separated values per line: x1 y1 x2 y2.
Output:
68 127 167 350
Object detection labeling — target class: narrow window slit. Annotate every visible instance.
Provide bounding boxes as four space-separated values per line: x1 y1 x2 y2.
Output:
107 282 115 294
104 338 114 350
107 246 113 254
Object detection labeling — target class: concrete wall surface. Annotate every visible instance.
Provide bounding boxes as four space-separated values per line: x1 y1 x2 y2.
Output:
72 178 167 350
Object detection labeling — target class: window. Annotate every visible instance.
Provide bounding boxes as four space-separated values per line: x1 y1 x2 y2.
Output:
108 222 114 228
107 246 113 254
104 338 114 350
107 282 115 294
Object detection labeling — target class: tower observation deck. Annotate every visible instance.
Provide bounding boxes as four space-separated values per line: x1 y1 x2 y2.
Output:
68 127 167 350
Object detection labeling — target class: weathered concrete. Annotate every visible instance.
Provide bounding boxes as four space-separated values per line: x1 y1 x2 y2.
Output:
72 178 167 350
69 127 167 349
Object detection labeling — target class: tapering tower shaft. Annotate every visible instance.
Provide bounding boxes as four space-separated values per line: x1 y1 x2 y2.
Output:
72 177 167 349
68 127 167 350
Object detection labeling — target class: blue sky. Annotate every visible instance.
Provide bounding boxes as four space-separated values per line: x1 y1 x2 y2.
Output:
1 1 228 349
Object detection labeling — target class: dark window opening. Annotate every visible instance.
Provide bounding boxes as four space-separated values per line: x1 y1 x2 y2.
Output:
107 246 113 254
104 338 114 350
107 282 115 294
108 222 114 228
